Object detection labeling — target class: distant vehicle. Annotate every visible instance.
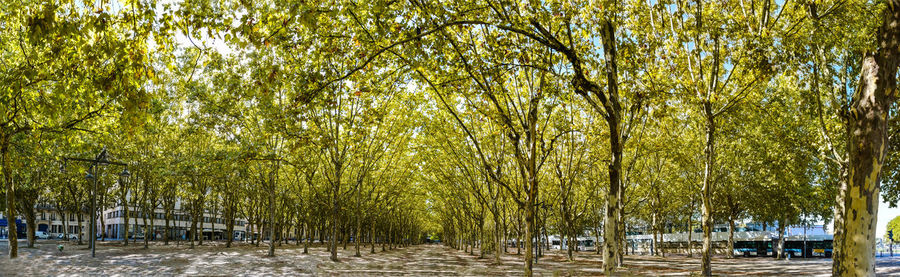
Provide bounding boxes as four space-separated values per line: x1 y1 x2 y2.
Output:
35 231 50 239
57 233 79 240
733 241 770 257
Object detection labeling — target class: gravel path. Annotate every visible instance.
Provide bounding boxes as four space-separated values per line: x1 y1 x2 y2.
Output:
3 240 900 276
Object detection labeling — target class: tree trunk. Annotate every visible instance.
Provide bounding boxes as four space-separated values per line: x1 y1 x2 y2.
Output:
330 163 341 262
523 200 535 277
834 2 900 276
61 211 68 242
700 107 716 277
295 218 302 246
776 222 786 259
595 223 601 255
495 218 502 264
652 210 658 256
100 204 106 242
77 212 84 245
832 167 848 272
687 200 693 257
2 134 18 258
143 211 149 249
370 217 376 254
122 203 130 246
268 177 276 257
164 210 170 246
305 221 311 254
355 189 362 257
190 210 197 249
728 213 735 259
22 205 35 248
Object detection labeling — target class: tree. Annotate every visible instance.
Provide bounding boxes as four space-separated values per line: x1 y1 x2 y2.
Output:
833 1 900 275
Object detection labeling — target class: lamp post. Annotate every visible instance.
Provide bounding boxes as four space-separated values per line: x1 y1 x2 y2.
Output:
62 147 128 258
118 168 130 242
85 170 96 258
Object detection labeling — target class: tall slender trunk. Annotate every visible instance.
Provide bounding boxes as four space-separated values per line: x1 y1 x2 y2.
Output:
523 200 535 277
700 107 716 276
189 207 197 249
303 220 310 253
727 213 735 259
354 184 362 257
24 208 35 248
295 218 302 246
268 175 276 257
776 221 786 259
122 195 129 246
330 162 341 262
594 223 601 255
687 200 693 257
370 217 376 254
652 210 658 256
143 211 149 249
226 205 234 248
495 217 502 264
164 210 170 246
603 115 622 272
99 203 106 242
77 212 84 245
2 134 18 258
61 211 68 242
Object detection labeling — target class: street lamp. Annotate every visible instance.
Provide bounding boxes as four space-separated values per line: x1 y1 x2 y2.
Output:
118 168 130 241
86 166 97 258
61 147 127 258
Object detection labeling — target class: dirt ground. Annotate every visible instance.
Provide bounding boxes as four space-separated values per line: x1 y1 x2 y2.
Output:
2 239 900 276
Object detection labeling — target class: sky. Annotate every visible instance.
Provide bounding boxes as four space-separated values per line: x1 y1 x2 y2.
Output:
878 199 900 239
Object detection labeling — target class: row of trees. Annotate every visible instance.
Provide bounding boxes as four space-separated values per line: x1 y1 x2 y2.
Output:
0 0 430 263
2 0 900 276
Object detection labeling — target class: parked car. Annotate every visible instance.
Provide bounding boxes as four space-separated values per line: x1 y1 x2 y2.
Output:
35 231 50 239
57 233 79 240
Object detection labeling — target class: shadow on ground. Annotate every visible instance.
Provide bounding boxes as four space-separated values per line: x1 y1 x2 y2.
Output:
2 241 899 276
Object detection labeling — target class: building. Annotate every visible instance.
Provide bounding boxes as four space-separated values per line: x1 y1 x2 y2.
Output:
25 201 249 241
100 204 249 241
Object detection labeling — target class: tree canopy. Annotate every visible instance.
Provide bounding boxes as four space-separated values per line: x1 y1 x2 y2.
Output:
3 0 900 276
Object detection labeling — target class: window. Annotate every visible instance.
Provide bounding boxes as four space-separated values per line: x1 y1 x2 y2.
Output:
50 213 56 221
41 212 46 220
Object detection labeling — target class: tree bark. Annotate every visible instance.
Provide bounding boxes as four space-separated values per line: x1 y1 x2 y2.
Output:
268 173 276 257
700 104 716 276
143 210 149 249
776 222 786 259
523 199 535 277
835 4 900 273
727 213 735 259
164 209 170 246
687 200 693 257
330 161 342 262
76 212 83 245
61 211 68 242
24 208 35 248
2 133 18 258
123 196 129 246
